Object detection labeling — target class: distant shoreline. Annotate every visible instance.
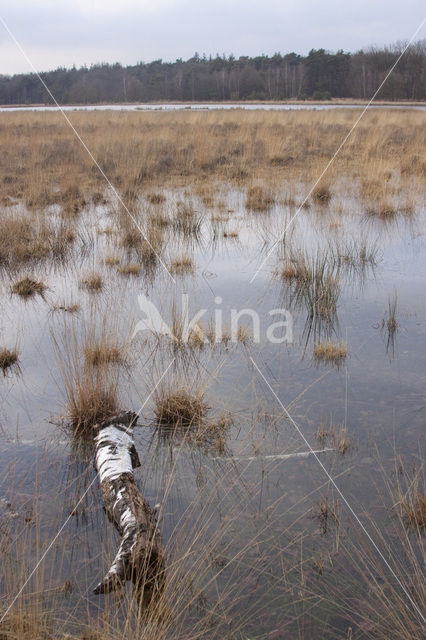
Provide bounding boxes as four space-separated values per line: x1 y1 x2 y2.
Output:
1 99 425 109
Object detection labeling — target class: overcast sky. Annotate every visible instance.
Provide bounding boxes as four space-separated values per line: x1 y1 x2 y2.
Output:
0 1 425 75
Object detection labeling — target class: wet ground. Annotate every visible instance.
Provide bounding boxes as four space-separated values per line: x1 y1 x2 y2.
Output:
0 182 425 637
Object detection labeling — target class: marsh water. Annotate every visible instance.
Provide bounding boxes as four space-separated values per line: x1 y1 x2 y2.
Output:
0 183 425 637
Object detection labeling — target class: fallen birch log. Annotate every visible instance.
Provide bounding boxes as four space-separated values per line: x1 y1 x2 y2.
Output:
93 411 164 596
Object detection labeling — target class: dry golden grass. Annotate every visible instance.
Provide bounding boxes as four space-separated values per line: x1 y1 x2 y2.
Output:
154 388 207 430
153 385 231 454
119 221 164 269
279 259 306 282
312 182 332 204
80 272 103 292
146 192 166 205
402 492 426 529
0 346 19 373
84 341 123 366
0 215 49 267
169 256 194 275
279 251 340 321
0 109 422 213
55 329 122 436
64 368 119 435
314 340 348 362
0 609 64 640
172 200 202 236
381 295 398 335
366 200 398 218
236 325 250 345
316 421 353 454
118 262 141 276
51 301 80 313
245 185 274 211
104 254 120 266
0 212 75 269
11 276 46 298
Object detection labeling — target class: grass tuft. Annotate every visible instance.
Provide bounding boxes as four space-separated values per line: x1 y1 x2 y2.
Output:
246 185 274 211
54 325 122 437
84 341 123 367
401 491 426 529
311 496 340 535
0 347 19 374
104 254 121 266
81 273 103 293
155 388 207 430
170 256 195 275
312 183 332 204
11 276 46 298
382 295 398 333
314 340 347 363
118 263 141 276
147 192 166 205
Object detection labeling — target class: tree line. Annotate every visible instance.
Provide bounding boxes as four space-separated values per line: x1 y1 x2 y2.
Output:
0 41 425 105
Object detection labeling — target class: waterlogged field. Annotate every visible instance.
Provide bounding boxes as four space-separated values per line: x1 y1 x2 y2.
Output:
0 109 425 639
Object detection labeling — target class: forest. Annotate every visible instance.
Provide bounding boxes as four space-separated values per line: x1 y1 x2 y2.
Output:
0 40 425 105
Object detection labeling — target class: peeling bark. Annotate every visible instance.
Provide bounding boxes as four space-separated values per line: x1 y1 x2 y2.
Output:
93 411 164 596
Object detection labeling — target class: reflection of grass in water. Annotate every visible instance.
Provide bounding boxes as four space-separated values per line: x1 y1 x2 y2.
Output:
332 237 379 270
172 201 203 238
380 294 398 357
280 250 340 320
382 294 398 334
278 238 380 349
278 250 340 348
0 211 75 270
118 217 165 276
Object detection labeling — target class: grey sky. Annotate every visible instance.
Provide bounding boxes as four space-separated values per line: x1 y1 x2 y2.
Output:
0 1 424 75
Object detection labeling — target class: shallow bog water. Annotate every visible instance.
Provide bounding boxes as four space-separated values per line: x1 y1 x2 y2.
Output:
0 183 425 637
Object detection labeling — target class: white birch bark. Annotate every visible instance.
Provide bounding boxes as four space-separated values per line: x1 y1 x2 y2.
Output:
93 412 163 595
